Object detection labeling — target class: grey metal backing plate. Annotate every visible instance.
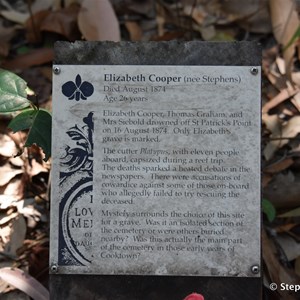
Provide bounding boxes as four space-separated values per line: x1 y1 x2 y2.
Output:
54 41 261 66
51 41 262 300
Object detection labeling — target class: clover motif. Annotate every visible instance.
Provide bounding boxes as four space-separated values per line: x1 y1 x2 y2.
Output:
62 74 94 101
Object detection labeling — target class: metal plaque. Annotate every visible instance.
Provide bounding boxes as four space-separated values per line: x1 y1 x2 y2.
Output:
50 65 261 277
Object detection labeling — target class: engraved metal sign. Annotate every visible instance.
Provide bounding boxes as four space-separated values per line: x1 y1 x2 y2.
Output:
50 65 261 276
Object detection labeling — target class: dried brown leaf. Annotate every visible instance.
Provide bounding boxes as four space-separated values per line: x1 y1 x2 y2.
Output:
53 0 77 10
262 45 279 72
282 116 300 140
0 165 23 187
9 157 24 168
27 244 49 281
78 0 120 41
263 172 300 208
0 225 11 245
295 257 300 277
220 0 271 33
30 0 53 13
25 4 80 43
40 67 52 82
200 25 216 41
3 177 23 199
0 212 18 226
262 87 298 113
0 0 52 24
282 108 294 117
0 195 18 210
4 216 26 257
262 114 281 160
291 91 300 111
125 21 142 41
0 134 17 157
291 73 300 88
111 0 155 18
0 290 30 299
151 31 186 41
279 207 300 218
2 48 54 71
276 57 286 75
264 116 300 159
264 157 294 174
262 173 272 188
27 159 48 178
275 223 298 233
25 10 50 44
270 0 300 75
265 55 290 91
262 230 300 299
0 267 49 300
0 21 16 42
276 234 300 261
183 5 206 25
265 71 286 91
0 20 19 57
40 5 81 41
0 44 10 57
0 10 29 24
17 199 42 228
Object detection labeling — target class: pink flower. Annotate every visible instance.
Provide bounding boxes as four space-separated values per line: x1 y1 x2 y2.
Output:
183 293 205 300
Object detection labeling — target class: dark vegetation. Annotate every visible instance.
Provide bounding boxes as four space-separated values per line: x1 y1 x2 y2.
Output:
0 0 300 299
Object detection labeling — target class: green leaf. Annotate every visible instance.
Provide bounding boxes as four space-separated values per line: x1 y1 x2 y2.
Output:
283 25 300 51
262 199 276 222
16 45 30 55
9 108 52 161
279 207 300 218
0 69 31 112
210 31 235 42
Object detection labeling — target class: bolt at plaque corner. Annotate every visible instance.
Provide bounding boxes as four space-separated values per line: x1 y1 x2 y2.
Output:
53 66 61 75
250 67 258 75
251 265 260 274
50 264 58 273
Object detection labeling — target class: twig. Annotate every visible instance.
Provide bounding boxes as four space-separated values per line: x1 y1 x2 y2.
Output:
188 0 198 35
262 87 299 113
0 252 17 261
269 137 300 140
26 0 39 43
175 0 181 28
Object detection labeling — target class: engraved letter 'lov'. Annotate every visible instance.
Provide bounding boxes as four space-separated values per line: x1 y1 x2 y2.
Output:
62 74 94 101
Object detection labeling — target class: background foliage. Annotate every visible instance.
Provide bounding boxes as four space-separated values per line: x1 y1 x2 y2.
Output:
0 0 300 299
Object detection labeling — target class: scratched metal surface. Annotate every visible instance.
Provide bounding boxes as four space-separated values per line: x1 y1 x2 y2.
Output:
51 65 260 276
50 41 262 300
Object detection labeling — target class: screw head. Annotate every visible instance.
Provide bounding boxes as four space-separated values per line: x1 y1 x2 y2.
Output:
50 264 58 273
250 67 258 75
53 66 61 75
251 265 260 274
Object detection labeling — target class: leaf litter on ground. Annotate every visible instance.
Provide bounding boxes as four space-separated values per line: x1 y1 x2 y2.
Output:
0 1 300 299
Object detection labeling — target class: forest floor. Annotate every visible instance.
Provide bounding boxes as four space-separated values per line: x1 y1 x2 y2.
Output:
0 1 300 299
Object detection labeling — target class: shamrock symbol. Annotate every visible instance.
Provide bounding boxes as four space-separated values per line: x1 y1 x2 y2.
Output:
62 74 94 101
